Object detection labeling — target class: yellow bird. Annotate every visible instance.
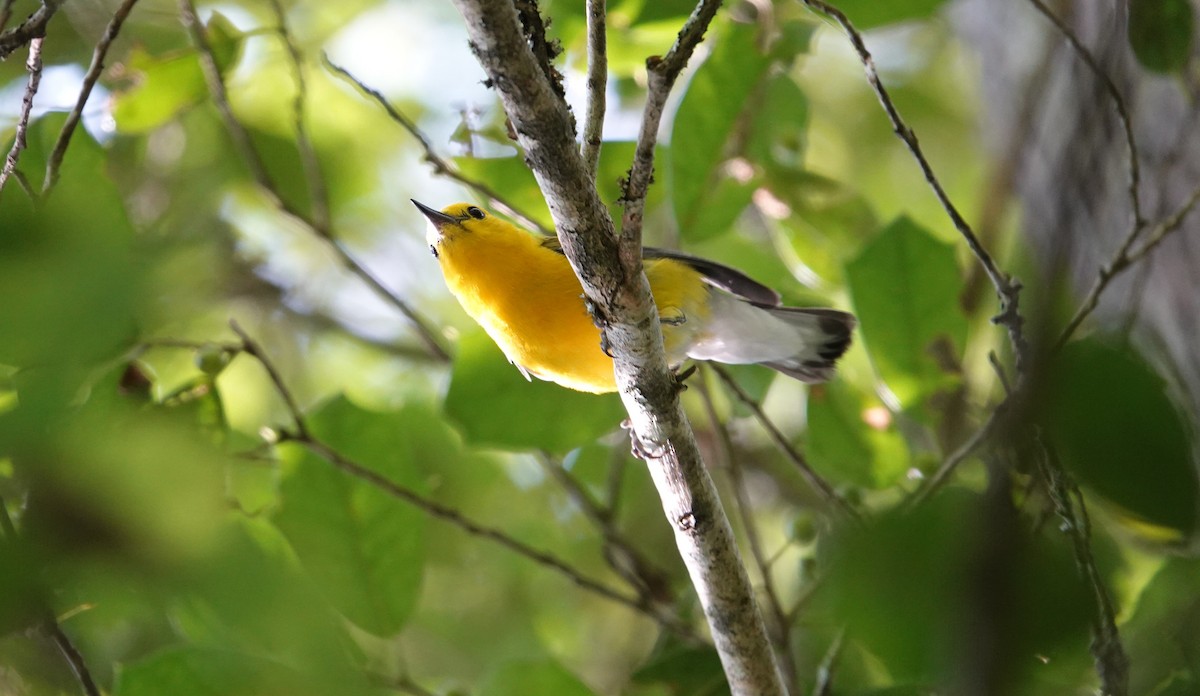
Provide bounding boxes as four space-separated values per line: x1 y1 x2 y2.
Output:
415 200 855 394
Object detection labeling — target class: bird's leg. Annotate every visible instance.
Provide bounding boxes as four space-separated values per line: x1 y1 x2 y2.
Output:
659 307 687 326
672 363 697 391
583 295 615 358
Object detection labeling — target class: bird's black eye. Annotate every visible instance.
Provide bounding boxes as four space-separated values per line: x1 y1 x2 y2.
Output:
466 206 486 220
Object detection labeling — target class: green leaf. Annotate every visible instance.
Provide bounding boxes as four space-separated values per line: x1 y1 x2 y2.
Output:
273 396 430 636
806 380 909 489
820 491 1092 685
1041 340 1198 541
113 645 380 696
1129 0 1194 74
767 169 879 286
826 0 950 29
479 659 597 696
444 331 626 453
632 641 729 695
1124 557 1200 694
844 217 967 407
669 20 772 242
111 13 244 133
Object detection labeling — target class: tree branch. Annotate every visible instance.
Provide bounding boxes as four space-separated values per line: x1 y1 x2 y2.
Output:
1033 435 1128 696
178 0 450 362
580 0 607 176
0 36 43 200
42 0 142 195
0 0 63 60
450 0 786 691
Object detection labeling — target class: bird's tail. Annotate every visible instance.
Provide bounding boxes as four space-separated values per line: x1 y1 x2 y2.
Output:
685 294 856 383
757 307 856 383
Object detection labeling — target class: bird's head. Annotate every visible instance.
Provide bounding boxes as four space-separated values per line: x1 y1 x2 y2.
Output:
412 200 503 258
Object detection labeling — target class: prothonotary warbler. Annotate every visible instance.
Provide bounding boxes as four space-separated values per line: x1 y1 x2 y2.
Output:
414 200 856 394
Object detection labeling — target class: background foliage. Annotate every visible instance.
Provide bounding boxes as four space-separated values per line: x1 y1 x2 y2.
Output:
1 0 1198 694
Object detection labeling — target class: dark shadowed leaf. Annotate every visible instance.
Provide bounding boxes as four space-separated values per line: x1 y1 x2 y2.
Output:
1041 339 1198 541
444 331 626 453
1129 0 1194 74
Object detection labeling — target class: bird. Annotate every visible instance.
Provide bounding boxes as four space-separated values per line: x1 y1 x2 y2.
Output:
414 200 855 394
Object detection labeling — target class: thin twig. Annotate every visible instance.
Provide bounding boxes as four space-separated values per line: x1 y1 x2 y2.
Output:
1034 435 1128 696
0 0 64 60
695 372 797 685
267 0 330 231
1 498 101 696
0 36 43 200
710 366 859 522
178 2 450 361
45 621 102 696
42 0 142 195
580 0 607 177
812 628 845 696
535 452 678 609
801 0 1028 372
322 55 551 236
619 0 722 248
905 400 1008 509
227 322 693 635
1026 0 1141 229
1054 182 1200 351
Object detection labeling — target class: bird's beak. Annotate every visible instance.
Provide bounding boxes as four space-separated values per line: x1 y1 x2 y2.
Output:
411 199 457 229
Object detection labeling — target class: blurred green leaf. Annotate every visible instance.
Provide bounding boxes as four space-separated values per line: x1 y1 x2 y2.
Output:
670 20 771 242
169 518 366 678
479 659 597 696
274 396 429 636
806 381 908 489
1041 340 1198 541
820 491 1092 686
632 641 729 695
111 13 244 134
827 0 950 29
769 170 879 286
113 644 379 696
0 115 140 370
1129 0 1194 74
1124 557 1200 694
845 217 966 406
444 331 626 453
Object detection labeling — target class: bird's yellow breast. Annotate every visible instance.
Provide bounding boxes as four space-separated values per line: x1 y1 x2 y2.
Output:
437 222 708 393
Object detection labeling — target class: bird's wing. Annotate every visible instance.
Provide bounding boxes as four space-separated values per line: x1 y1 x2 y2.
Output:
538 236 781 307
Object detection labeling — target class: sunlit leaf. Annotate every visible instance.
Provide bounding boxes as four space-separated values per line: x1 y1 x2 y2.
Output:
806 380 908 489
452 155 554 230
844 217 966 406
1129 0 1194 74
274 396 429 636
111 13 244 133
1041 339 1198 541
1123 557 1200 694
670 20 772 242
444 331 626 453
